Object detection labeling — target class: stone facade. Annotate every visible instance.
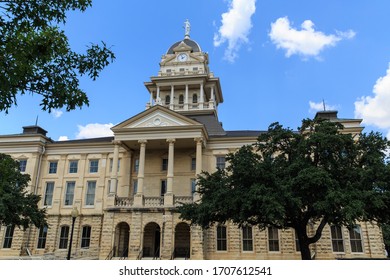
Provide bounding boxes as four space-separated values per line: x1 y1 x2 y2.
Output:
0 23 386 260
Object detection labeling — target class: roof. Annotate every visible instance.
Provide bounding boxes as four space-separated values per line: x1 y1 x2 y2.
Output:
167 38 201 54
185 112 226 136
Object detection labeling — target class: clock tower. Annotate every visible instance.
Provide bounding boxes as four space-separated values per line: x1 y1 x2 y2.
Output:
144 20 223 115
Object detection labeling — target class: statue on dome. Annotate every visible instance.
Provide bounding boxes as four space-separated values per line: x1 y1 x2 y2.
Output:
184 19 191 38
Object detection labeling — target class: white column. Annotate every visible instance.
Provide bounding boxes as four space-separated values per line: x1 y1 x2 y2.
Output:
166 138 175 194
170 85 174 110
137 140 147 195
194 137 203 201
184 84 189 110
210 86 215 109
156 86 161 105
199 83 204 109
109 140 120 194
149 91 153 106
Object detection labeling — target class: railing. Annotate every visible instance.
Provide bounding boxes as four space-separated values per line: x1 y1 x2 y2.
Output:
174 196 193 206
119 248 128 260
136 249 143 260
115 196 133 207
114 195 193 208
153 248 161 260
144 196 164 207
105 246 116 260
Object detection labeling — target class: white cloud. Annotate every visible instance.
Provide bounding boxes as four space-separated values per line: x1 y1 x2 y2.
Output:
214 0 256 62
58 136 69 141
309 101 338 113
269 17 355 58
355 64 390 138
76 123 114 139
51 109 63 119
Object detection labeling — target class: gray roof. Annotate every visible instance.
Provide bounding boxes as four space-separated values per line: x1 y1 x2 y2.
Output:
167 38 201 54
185 113 226 136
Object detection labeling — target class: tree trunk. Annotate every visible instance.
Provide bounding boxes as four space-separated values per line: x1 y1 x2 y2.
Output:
299 241 312 260
296 224 312 260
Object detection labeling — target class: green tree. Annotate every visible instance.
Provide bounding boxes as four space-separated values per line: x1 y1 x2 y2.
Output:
0 0 115 113
0 153 47 229
179 119 390 260
381 223 390 257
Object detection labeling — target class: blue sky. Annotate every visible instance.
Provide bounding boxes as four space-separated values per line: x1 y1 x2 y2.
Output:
2 0 390 141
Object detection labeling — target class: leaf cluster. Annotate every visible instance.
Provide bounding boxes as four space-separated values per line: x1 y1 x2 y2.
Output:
0 153 47 229
0 0 115 113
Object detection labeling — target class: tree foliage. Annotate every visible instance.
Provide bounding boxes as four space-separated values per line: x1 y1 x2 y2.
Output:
0 153 47 229
0 0 115 113
178 118 390 259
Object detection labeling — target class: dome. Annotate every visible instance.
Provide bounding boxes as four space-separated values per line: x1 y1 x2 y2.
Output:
166 38 202 54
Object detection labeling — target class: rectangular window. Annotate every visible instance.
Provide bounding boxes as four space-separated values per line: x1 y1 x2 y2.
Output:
59 226 69 249
191 178 196 195
37 226 48 249
349 225 363 253
268 227 279 251
89 160 99 173
64 181 75 206
161 180 167 196
133 180 138 195
162 158 168 171
81 226 91 248
216 156 226 169
242 226 253 251
85 181 96 206
134 158 139 173
19 159 27 172
3 225 15 248
191 157 196 170
48 161 58 174
217 225 227 251
69 160 78 173
44 182 54 206
331 225 344 252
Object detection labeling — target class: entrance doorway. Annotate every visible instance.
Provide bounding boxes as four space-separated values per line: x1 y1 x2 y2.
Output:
114 222 130 258
143 222 161 258
174 222 190 259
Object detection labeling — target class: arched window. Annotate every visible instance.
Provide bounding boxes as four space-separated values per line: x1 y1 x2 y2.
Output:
179 94 184 104
59 225 70 249
37 226 48 249
192 94 198 103
81 225 92 248
165 95 170 105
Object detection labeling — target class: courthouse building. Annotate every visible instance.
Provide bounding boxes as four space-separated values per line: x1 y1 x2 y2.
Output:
0 23 386 260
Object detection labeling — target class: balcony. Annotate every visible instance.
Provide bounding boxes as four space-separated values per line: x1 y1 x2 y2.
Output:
114 195 193 208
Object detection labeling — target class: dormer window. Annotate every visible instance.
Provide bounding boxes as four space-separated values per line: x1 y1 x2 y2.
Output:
165 95 170 105
179 95 184 104
192 94 198 103
179 68 185 72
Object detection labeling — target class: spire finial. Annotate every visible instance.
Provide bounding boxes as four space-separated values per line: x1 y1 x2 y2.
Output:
184 19 191 39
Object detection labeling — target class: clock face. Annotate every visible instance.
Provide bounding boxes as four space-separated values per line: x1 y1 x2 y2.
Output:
177 53 188 62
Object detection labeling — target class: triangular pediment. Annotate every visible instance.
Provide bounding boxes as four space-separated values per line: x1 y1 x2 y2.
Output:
173 41 192 53
112 106 201 130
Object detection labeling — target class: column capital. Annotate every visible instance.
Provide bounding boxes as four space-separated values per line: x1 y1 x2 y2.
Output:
166 138 176 144
138 139 148 145
194 137 203 143
112 140 122 146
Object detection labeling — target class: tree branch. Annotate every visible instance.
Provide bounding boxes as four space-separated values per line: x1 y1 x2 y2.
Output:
308 216 328 244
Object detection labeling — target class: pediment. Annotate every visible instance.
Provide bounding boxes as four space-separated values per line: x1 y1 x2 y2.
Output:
112 106 201 130
173 41 192 53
